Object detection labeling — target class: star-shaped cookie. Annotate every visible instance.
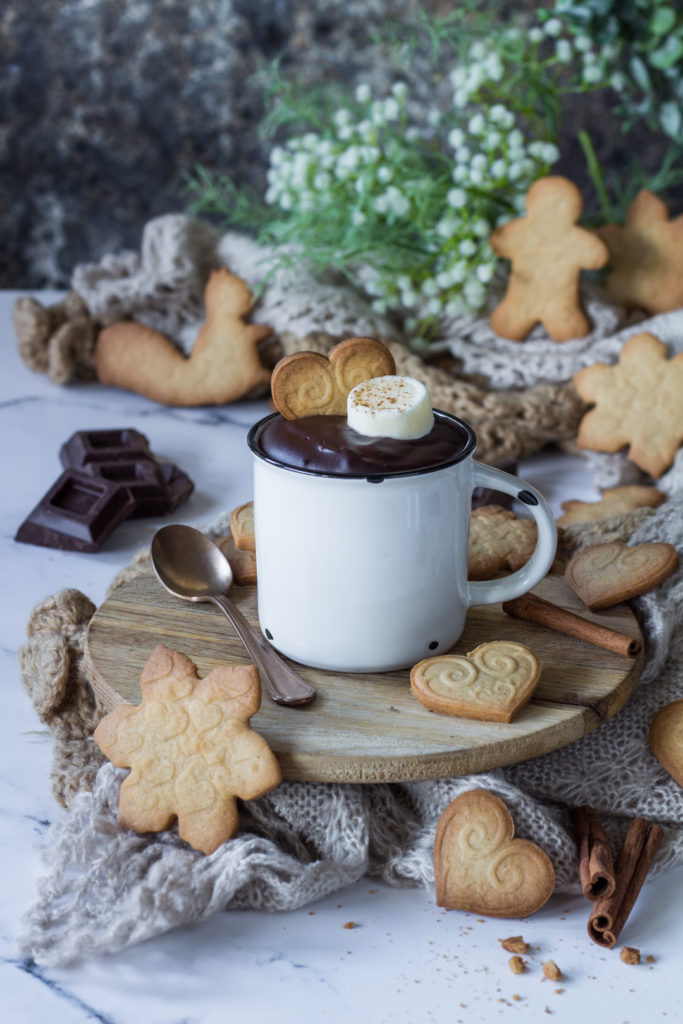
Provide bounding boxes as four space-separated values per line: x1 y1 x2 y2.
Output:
573 332 683 478
93 646 281 854
599 190 683 314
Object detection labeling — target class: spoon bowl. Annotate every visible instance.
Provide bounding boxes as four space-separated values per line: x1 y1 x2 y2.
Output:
152 524 234 602
151 524 316 706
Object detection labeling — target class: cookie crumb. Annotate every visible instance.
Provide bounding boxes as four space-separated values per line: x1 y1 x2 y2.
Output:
646 955 655 964
512 994 522 1002
620 946 640 965
343 921 357 930
554 989 564 995
509 956 526 975
543 960 563 981
500 936 529 954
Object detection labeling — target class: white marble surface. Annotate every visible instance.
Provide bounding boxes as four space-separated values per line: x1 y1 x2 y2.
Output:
2 291 681 1023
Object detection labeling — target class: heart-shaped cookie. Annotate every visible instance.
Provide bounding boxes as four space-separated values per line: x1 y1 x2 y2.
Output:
566 541 678 611
411 641 541 723
649 700 683 788
434 789 555 917
271 336 396 419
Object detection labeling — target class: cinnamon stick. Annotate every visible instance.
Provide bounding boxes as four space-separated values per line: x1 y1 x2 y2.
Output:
502 593 641 657
588 817 664 948
571 805 616 901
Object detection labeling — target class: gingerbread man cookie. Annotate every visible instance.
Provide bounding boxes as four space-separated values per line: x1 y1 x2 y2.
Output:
599 189 683 314
93 646 281 854
574 331 683 478
489 176 608 342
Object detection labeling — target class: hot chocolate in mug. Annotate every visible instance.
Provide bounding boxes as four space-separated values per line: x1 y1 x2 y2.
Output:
248 410 557 673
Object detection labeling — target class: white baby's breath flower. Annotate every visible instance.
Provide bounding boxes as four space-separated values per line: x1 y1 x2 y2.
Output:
383 97 400 121
391 81 407 99
428 109 441 126
437 216 458 238
452 164 469 183
338 125 353 141
426 297 443 316
450 67 467 88
450 261 467 283
372 299 388 314
489 104 509 125
385 186 410 217
508 128 525 152
270 146 285 166
468 113 486 136
470 153 488 172
355 83 371 104
455 145 471 164
470 41 487 61
421 278 439 297
529 27 543 44
279 193 293 211
351 210 366 227
377 165 393 183
476 263 494 283
583 65 603 85
334 108 352 127
507 160 524 180
448 127 465 149
610 71 627 91
543 18 562 37
401 289 418 307
468 168 484 185
472 218 490 238
491 158 507 178
453 88 469 108
556 39 572 62
574 35 592 53
484 54 504 82
541 142 560 163
447 187 467 208
485 129 502 148
313 172 331 190
459 238 477 257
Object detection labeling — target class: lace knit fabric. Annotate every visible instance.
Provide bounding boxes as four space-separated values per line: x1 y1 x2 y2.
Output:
17 491 683 966
15 216 683 965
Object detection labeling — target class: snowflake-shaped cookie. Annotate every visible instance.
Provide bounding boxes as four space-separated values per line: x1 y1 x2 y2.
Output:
573 332 683 478
599 189 683 314
93 646 281 854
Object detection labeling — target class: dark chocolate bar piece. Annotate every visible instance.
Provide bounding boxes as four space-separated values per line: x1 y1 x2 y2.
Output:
15 469 136 552
86 459 194 517
59 428 153 469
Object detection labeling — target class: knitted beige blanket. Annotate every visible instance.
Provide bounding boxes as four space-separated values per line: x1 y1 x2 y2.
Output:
15 218 683 966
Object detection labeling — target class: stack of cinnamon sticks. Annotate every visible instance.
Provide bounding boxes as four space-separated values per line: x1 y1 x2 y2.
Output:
571 805 663 948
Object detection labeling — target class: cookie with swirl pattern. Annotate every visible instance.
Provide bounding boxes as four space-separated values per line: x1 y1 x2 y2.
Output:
271 336 396 419
411 641 541 723
434 789 555 916
565 540 678 611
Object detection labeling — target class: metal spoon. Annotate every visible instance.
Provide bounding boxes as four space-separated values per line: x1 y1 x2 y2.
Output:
150 524 316 706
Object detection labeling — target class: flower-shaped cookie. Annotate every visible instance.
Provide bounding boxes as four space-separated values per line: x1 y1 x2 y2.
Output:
93 646 281 854
574 331 683 478
599 189 683 314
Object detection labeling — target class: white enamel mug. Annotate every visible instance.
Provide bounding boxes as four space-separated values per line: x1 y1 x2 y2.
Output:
248 411 557 673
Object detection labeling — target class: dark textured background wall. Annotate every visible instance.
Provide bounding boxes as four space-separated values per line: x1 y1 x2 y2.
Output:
0 0 671 288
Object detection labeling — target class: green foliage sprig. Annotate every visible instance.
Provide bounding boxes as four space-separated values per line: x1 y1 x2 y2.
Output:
187 3 680 343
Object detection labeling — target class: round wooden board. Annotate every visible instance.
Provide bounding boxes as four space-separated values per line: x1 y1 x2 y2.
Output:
85 571 643 784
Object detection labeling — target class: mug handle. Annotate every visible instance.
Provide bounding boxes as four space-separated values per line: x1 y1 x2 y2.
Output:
466 461 557 608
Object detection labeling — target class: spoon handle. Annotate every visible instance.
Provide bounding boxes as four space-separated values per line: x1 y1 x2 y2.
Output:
210 594 316 706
